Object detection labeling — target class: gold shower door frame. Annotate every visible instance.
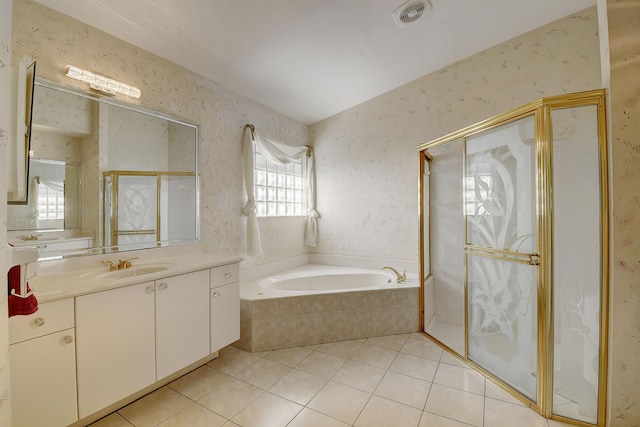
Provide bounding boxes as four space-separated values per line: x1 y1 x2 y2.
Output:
103 170 196 250
418 89 609 426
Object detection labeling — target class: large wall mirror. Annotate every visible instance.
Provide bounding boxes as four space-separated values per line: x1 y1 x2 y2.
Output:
7 78 200 259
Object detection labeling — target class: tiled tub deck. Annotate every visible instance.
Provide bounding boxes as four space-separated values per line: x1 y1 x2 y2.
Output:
236 287 420 352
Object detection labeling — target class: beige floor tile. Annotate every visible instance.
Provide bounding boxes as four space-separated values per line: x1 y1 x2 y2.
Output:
305 344 322 350
117 387 192 427
374 371 432 409
155 402 227 427
197 377 263 419
365 334 409 351
231 392 302 427
316 339 364 358
268 368 328 405
296 351 348 378
484 397 548 427
207 346 262 376
263 347 313 367
400 337 444 361
406 332 429 341
389 352 439 382
485 379 526 406
288 408 350 427
308 381 371 425
89 413 133 427
332 360 386 393
234 358 292 389
418 412 472 427
424 384 484 427
439 351 467 368
433 362 485 395
168 366 233 400
355 395 422 427
350 344 398 369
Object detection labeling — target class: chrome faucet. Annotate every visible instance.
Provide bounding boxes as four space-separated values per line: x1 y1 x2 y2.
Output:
382 266 406 283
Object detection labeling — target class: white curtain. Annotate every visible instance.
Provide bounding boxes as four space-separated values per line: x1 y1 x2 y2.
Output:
242 126 319 256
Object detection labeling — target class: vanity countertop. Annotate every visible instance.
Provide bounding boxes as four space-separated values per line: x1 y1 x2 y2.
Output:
29 253 242 303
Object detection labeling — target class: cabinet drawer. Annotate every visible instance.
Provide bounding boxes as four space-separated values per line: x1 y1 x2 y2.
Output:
10 298 74 344
210 263 239 288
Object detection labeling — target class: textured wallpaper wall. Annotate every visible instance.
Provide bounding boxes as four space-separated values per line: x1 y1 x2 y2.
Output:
310 7 602 262
0 0 12 423
11 0 311 268
606 0 640 424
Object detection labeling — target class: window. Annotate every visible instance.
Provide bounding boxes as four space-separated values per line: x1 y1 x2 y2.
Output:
254 144 304 217
465 162 495 216
37 182 65 220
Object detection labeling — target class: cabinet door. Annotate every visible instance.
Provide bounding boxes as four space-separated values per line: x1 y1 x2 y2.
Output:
10 329 77 427
211 282 240 352
155 270 210 379
76 282 156 419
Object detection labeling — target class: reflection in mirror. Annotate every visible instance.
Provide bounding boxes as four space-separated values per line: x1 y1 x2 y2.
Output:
7 79 200 259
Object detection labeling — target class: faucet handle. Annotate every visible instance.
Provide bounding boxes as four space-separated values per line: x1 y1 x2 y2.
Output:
101 260 117 271
119 257 139 269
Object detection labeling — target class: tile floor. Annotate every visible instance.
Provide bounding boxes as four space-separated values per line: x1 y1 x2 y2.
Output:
90 333 575 427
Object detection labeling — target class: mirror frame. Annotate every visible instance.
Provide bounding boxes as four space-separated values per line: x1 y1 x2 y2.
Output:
13 77 201 258
8 60 36 205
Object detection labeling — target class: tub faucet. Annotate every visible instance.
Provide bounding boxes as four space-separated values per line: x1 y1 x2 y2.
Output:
383 266 406 283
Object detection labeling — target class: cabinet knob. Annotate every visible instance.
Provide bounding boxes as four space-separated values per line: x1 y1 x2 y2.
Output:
62 335 74 344
145 285 155 294
224 273 232 279
33 317 46 327
213 291 221 297
158 282 168 290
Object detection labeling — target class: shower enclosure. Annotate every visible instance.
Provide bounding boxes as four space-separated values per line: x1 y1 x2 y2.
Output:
103 171 197 251
419 90 608 426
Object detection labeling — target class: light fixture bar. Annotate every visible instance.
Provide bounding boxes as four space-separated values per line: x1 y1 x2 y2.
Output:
65 65 141 99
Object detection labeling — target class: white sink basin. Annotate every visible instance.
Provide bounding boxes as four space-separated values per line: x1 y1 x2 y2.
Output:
94 264 173 280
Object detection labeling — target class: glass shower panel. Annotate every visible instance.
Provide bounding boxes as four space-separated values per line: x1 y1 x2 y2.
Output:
467 254 538 400
117 175 158 248
465 116 537 254
551 105 601 424
162 174 197 243
425 139 465 355
465 115 538 402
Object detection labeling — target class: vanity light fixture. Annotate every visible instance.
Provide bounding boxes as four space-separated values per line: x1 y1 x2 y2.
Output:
65 65 141 99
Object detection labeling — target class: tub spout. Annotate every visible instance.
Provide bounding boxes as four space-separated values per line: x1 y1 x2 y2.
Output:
382 266 406 283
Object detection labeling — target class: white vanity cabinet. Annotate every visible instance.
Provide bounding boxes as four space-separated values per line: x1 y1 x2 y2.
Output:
155 269 210 379
76 281 156 418
9 298 77 427
210 263 240 352
75 270 212 418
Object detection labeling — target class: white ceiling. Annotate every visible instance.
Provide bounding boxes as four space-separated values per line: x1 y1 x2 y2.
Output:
34 0 595 125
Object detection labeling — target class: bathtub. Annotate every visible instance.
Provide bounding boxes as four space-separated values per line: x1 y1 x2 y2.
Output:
236 264 420 352
246 264 404 296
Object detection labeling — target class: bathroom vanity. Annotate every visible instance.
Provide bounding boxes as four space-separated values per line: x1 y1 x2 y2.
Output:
8 255 240 427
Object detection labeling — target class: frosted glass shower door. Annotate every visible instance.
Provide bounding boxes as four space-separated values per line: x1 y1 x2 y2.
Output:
465 115 539 402
551 105 603 424
115 175 158 248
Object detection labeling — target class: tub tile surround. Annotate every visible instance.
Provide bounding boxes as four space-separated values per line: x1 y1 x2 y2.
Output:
89 334 578 427
237 255 419 352
238 287 420 352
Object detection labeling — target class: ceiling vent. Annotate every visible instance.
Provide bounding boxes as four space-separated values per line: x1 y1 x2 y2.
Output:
392 0 431 27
